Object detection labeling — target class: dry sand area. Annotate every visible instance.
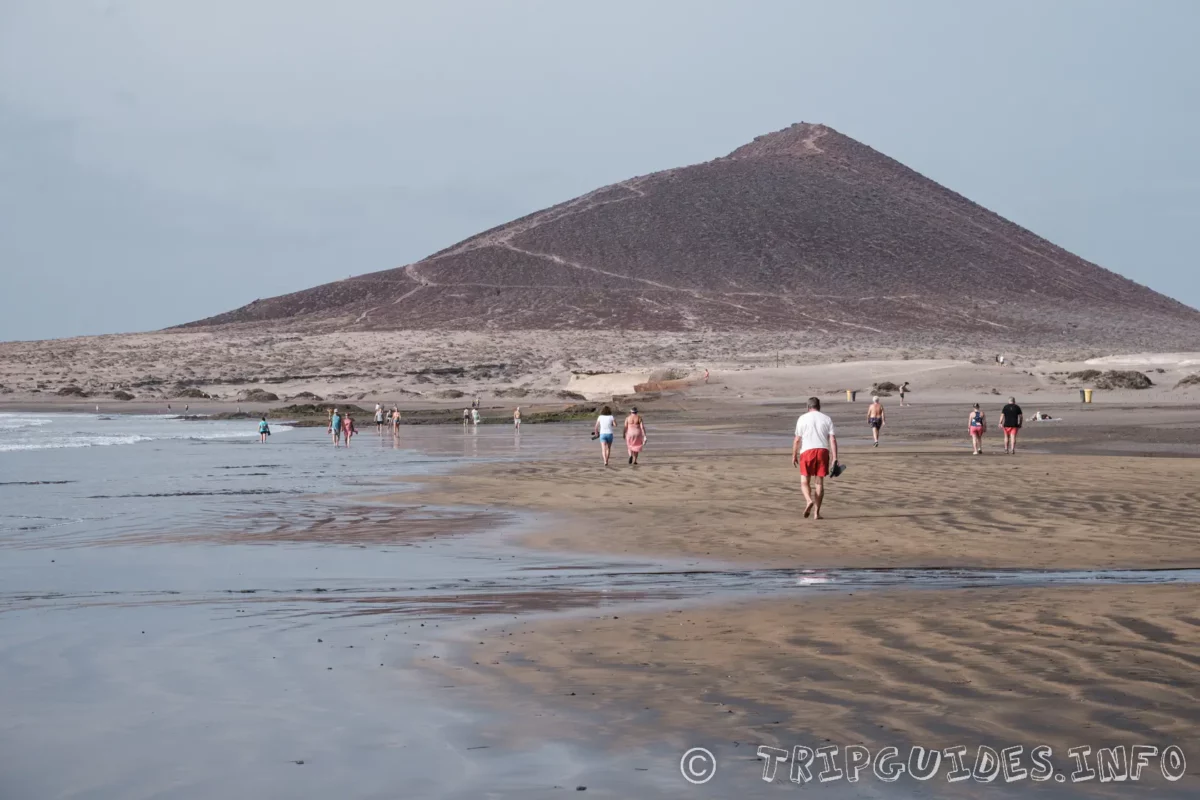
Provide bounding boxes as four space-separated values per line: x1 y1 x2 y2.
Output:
408 412 1200 789
5 326 1200 409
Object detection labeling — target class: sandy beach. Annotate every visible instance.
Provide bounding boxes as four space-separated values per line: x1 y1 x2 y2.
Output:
454 586 1200 770
4 378 1200 798
394 400 1200 794
403 435 1200 571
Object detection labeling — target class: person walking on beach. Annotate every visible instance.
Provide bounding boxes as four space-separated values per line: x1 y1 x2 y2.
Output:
330 408 343 447
463 408 470 425
471 407 480 426
374 404 385 435
343 413 356 446
513 406 521 431
390 406 401 435
968 403 987 455
258 416 270 443
792 397 838 520
899 382 910 406
623 406 647 466
866 395 886 447
1001 396 1023 454
593 405 616 466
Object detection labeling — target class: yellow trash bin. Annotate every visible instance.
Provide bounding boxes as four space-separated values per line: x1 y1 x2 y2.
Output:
1084 389 1093 404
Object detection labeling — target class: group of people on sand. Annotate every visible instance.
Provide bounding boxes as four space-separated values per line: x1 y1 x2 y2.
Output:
865 389 1026 456
967 397 1024 455
592 405 647 467
789 391 1035 523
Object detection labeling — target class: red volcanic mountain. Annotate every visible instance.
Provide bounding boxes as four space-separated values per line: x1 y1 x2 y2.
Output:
183 123 1200 348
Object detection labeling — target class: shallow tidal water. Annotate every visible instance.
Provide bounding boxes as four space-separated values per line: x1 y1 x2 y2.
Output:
1 413 1194 799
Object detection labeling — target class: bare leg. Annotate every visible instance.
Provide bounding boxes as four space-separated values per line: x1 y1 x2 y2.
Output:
812 476 825 519
800 474 814 517
971 433 980 454
601 441 610 466
872 427 879 445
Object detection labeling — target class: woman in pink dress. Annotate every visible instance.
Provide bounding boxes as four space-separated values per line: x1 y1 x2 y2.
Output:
623 407 647 466
343 414 356 447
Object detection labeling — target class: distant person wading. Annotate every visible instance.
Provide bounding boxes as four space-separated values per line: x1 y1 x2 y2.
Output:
330 409 343 447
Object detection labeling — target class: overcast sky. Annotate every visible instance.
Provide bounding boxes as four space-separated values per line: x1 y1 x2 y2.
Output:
1 0 1197 341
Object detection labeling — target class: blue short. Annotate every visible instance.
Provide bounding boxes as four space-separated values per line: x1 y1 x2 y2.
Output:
600 433 614 444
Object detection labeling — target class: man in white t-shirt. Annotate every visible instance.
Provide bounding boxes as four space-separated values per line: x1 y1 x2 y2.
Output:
791 396 838 520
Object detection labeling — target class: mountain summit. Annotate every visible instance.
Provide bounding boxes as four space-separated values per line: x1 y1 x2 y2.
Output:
184 123 1200 349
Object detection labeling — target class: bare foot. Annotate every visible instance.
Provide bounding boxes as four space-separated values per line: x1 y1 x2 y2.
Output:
812 510 823 520
803 502 813 518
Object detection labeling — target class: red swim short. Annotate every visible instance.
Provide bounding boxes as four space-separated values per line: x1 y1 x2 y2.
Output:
1002 426 1018 436
799 448 830 477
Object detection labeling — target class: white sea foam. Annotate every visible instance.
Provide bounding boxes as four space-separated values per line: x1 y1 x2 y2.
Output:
0 413 292 453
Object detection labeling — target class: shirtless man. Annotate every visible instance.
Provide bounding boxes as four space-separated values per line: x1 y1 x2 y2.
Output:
866 395 886 447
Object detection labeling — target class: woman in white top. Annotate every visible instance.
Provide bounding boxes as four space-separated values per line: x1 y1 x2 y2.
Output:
593 405 616 466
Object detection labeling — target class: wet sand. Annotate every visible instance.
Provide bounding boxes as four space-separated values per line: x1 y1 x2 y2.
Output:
456 585 1200 760
437 585 1199 797
402 405 1200 795
405 446 1200 570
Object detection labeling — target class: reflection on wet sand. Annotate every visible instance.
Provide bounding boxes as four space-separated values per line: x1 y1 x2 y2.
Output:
105 503 509 547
